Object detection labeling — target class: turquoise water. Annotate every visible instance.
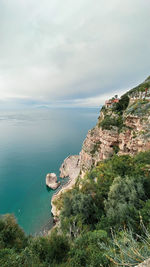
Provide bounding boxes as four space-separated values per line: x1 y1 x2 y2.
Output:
0 108 99 234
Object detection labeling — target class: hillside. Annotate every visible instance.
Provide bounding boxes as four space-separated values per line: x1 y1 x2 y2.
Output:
80 76 150 176
52 76 150 218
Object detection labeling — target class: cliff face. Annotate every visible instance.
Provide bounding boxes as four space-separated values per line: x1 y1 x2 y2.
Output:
51 77 150 218
80 77 150 176
80 126 118 173
80 115 150 175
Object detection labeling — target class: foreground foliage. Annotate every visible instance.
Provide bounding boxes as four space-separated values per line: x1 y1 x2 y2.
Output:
1 151 150 266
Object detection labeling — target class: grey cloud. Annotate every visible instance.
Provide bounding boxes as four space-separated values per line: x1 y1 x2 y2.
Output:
0 0 150 106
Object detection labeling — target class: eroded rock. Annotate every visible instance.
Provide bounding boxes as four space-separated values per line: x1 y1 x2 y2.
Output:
51 155 80 218
46 173 60 190
80 114 150 176
60 155 80 180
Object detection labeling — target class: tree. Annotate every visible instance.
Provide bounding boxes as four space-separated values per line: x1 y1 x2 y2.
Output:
105 176 145 228
69 230 109 267
113 94 129 113
30 230 69 264
0 214 27 252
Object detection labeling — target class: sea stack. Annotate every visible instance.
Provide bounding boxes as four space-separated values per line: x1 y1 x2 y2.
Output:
45 173 60 190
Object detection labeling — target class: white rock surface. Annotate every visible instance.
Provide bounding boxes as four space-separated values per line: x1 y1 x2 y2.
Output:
60 155 80 180
46 173 60 190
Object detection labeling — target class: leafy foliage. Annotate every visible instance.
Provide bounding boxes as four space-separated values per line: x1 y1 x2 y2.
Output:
69 230 109 267
99 115 123 131
106 229 150 266
0 214 27 252
126 99 150 116
113 94 129 114
105 175 145 227
30 230 69 265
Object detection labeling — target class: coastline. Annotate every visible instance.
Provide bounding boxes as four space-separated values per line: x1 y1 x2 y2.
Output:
51 155 80 220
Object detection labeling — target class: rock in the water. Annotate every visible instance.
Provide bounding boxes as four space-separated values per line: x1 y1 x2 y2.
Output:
46 173 60 190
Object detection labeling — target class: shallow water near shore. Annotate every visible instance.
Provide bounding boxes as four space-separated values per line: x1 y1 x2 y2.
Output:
0 108 99 234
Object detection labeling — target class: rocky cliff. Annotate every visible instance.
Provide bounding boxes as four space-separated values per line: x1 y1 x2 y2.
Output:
51 76 150 217
79 77 150 176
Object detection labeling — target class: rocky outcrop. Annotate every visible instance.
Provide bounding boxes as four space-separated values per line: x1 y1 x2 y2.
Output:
80 111 150 176
46 173 60 190
60 155 80 180
51 155 80 218
80 125 119 175
119 115 150 155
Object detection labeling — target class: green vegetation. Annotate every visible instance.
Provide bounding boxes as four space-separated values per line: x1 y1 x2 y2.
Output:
98 95 129 131
123 77 150 97
107 228 150 266
112 144 119 154
90 141 101 154
98 93 129 132
0 214 27 252
126 99 150 116
113 94 130 114
1 151 150 266
0 215 70 267
99 114 124 131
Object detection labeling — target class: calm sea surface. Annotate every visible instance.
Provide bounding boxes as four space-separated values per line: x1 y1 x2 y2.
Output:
0 108 99 234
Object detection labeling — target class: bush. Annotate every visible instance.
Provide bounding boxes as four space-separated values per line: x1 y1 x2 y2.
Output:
69 230 109 267
30 231 69 264
0 247 46 267
0 214 27 252
99 115 123 131
107 229 150 266
61 191 97 226
113 95 129 113
104 175 145 228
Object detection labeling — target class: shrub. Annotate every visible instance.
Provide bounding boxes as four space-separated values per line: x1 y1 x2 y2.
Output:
0 214 27 252
61 191 97 225
30 231 69 264
113 95 129 113
99 115 123 131
104 175 145 228
69 230 109 267
107 229 150 266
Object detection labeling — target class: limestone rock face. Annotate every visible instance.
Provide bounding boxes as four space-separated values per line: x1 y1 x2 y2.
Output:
60 155 80 180
46 173 60 190
79 113 150 176
80 124 119 176
80 125 119 175
119 115 150 156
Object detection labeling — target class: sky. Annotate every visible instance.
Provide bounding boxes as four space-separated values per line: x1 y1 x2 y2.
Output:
0 0 150 108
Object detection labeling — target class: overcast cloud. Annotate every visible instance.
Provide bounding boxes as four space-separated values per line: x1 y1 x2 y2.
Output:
0 0 150 107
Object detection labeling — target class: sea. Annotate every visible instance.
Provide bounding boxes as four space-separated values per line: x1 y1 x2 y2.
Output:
0 108 99 234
